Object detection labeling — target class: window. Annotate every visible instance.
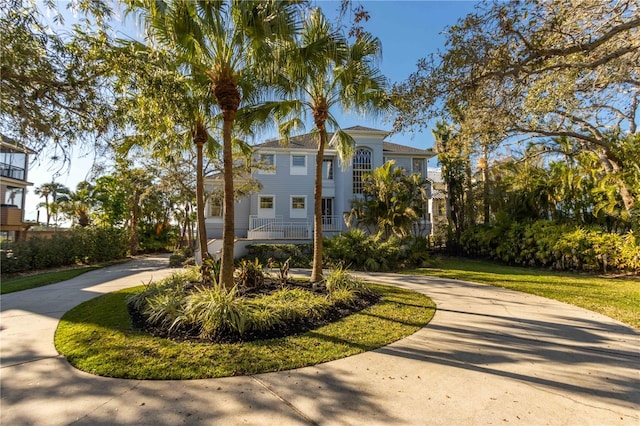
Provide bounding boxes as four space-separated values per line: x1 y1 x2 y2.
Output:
259 196 274 209
323 158 334 180
209 197 222 218
292 155 305 167
290 154 307 175
0 149 26 180
352 148 372 194
258 195 276 218
291 197 305 209
258 153 275 174
412 158 424 176
290 196 306 218
4 186 24 207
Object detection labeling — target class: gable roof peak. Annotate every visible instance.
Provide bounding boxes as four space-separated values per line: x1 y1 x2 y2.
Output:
342 125 388 133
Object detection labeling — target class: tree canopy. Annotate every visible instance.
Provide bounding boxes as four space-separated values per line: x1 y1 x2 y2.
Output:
0 0 115 162
394 0 639 218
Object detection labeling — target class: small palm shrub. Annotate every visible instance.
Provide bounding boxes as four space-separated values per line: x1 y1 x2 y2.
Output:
323 231 434 271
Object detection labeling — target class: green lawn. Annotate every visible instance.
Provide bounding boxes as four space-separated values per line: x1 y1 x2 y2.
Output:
1 267 102 295
407 258 640 329
55 283 435 379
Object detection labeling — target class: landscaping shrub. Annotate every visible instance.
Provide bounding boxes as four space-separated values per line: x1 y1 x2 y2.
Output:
235 258 266 289
459 220 640 273
126 266 380 343
323 230 434 271
1 227 128 274
246 243 312 267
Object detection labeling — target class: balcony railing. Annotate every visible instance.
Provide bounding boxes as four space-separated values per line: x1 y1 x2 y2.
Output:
0 163 25 180
0 206 23 226
248 215 343 239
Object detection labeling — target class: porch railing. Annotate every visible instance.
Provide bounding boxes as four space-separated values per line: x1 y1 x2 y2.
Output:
320 215 342 232
249 215 282 231
248 214 342 239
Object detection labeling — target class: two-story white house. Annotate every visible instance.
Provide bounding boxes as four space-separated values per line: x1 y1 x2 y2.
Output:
202 126 436 258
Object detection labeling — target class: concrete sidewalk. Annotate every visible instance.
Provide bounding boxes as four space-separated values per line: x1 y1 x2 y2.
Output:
1 258 638 425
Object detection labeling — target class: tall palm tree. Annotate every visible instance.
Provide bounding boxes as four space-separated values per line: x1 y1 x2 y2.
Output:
61 181 95 227
127 0 300 288
34 181 69 227
271 9 389 282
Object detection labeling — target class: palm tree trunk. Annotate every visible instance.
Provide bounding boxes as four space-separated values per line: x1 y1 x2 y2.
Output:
195 139 209 266
219 116 236 289
311 128 327 282
45 196 51 226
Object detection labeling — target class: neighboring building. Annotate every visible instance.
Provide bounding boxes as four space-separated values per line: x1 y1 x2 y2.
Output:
202 126 436 258
0 135 35 241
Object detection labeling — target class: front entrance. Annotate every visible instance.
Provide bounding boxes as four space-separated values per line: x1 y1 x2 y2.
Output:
322 197 334 226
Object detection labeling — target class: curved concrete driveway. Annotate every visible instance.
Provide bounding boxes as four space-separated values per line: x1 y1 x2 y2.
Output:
1 257 638 425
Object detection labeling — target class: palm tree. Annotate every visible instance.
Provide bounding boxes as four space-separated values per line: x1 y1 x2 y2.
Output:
273 9 389 282
127 0 300 288
61 181 95 227
34 181 69 227
350 161 429 239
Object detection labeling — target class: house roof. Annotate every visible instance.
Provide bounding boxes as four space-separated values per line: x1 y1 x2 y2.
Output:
254 128 435 157
383 141 434 156
255 132 328 149
341 125 388 133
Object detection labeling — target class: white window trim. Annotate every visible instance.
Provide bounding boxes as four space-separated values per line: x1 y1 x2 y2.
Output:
290 195 307 219
258 195 276 218
208 197 223 222
258 153 276 175
290 154 307 175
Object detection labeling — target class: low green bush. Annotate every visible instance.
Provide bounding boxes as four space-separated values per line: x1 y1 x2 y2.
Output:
1 227 128 274
459 220 640 273
246 243 312 267
323 230 434 272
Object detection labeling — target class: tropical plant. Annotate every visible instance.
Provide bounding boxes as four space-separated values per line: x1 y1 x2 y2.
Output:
126 0 302 289
245 8 389 282
394 0 639 216
34 181 70 227
235 258 265 289
350 161 430 238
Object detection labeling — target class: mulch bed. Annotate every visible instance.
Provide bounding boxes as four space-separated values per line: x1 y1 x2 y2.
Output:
128 278 380 344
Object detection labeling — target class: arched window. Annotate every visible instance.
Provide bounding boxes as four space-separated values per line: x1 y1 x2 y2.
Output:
352 148 372 194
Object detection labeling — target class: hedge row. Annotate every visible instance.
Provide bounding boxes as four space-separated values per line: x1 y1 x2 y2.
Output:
245 243 313 267
459 220 640 273
1 227 129 274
